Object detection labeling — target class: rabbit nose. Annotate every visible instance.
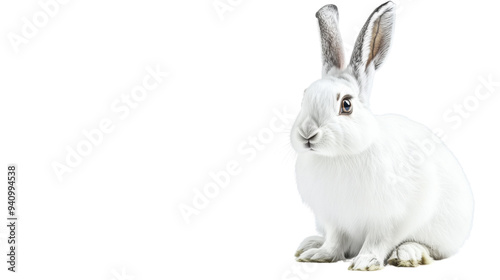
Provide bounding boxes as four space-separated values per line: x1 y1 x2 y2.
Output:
299 129 322 148
306 131 319 141
300 117 319 136
305 132 319 149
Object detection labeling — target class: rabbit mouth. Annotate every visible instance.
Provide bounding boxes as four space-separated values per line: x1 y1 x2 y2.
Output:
306 143 316 151
306 141 312 149
305 140 314 150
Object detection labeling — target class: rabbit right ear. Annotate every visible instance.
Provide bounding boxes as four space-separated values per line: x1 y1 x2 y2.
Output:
350 1 395 72
349 1 395 103
316 5 345 77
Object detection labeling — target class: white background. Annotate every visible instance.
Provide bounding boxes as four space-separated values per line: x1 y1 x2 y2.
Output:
0 0 499 279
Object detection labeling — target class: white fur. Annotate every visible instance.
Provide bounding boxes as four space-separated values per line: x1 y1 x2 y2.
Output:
292 2 474 270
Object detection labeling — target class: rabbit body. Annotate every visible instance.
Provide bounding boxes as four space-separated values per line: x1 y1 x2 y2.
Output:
292 2 474 270
295 113 473 261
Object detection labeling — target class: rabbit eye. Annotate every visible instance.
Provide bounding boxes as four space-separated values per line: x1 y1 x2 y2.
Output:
340 98 352 115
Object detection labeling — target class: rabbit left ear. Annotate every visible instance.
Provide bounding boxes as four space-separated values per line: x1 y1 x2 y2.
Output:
316 5 345 77
350 1 395 74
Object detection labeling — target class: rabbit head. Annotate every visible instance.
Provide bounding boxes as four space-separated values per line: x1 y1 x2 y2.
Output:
291 2 396 157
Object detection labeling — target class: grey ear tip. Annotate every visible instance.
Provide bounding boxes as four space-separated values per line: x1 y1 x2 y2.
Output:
381 1 396 11
315 4 339 19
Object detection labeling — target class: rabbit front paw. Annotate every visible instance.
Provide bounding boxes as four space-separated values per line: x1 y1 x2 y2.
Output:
295 236 324 257
296 247 344 263
348 253 383 271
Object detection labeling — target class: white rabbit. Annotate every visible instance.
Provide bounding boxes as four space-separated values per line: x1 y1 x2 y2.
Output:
291 2 474 271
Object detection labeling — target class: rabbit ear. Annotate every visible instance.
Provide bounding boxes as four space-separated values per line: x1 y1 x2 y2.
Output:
349 1 395 93
316 5 345 76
